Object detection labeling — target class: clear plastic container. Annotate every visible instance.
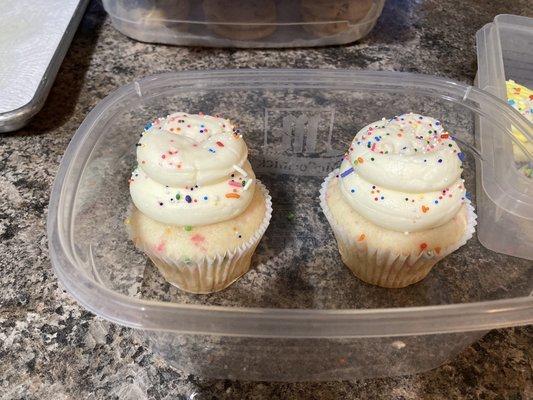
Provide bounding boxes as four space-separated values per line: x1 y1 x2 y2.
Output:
48 70 533 382
102 0 386 48
475 15 533 260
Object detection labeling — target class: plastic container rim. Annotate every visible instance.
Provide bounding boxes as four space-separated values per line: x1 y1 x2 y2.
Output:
48 69 533 338
495 14 533 32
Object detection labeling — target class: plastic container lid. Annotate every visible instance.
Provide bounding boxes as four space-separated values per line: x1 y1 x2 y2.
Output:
475 15 533 259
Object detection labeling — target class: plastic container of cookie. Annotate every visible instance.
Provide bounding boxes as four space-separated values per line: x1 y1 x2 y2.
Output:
475 15 533 260
101 0 386 48
48 69 533 382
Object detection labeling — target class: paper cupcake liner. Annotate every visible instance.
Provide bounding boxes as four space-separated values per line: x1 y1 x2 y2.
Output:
129 180 272 294
319 170 477 288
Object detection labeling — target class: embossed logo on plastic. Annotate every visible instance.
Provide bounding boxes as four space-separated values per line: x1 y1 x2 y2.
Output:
254 108 343 176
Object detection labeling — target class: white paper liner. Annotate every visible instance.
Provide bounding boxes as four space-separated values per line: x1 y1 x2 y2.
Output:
129 180 272 294
319 170 477 288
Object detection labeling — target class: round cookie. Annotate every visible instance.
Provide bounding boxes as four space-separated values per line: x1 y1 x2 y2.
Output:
153 0 190 20
300 0 373 37
203 0 277 41
121 0 190 33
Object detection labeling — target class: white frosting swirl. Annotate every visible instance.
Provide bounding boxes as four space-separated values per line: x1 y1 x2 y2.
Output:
137 113 247 187
130 113 255 226
338 113 467 232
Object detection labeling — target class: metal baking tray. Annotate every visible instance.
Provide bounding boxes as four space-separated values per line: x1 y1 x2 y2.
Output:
0 0 89 133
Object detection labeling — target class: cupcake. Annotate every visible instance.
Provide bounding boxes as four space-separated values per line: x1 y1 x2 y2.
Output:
320 113 476 288
300 0 373 37
203 0 277 41
127 112 272 294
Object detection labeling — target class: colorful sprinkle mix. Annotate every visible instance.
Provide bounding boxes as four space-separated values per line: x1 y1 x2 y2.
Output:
191 234 205 243
340 167 354 178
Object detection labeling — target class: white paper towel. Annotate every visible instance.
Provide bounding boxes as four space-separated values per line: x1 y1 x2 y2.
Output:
0 0 82 113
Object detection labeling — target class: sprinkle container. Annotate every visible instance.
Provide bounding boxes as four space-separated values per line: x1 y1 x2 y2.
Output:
101 0 385 48
475 15 533 260
48 70 533 381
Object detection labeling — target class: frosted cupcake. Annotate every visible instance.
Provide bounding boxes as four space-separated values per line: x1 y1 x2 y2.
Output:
320 113 476 288
127 112 271 293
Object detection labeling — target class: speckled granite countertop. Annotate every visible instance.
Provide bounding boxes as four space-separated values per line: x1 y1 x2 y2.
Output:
1 0 532 398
